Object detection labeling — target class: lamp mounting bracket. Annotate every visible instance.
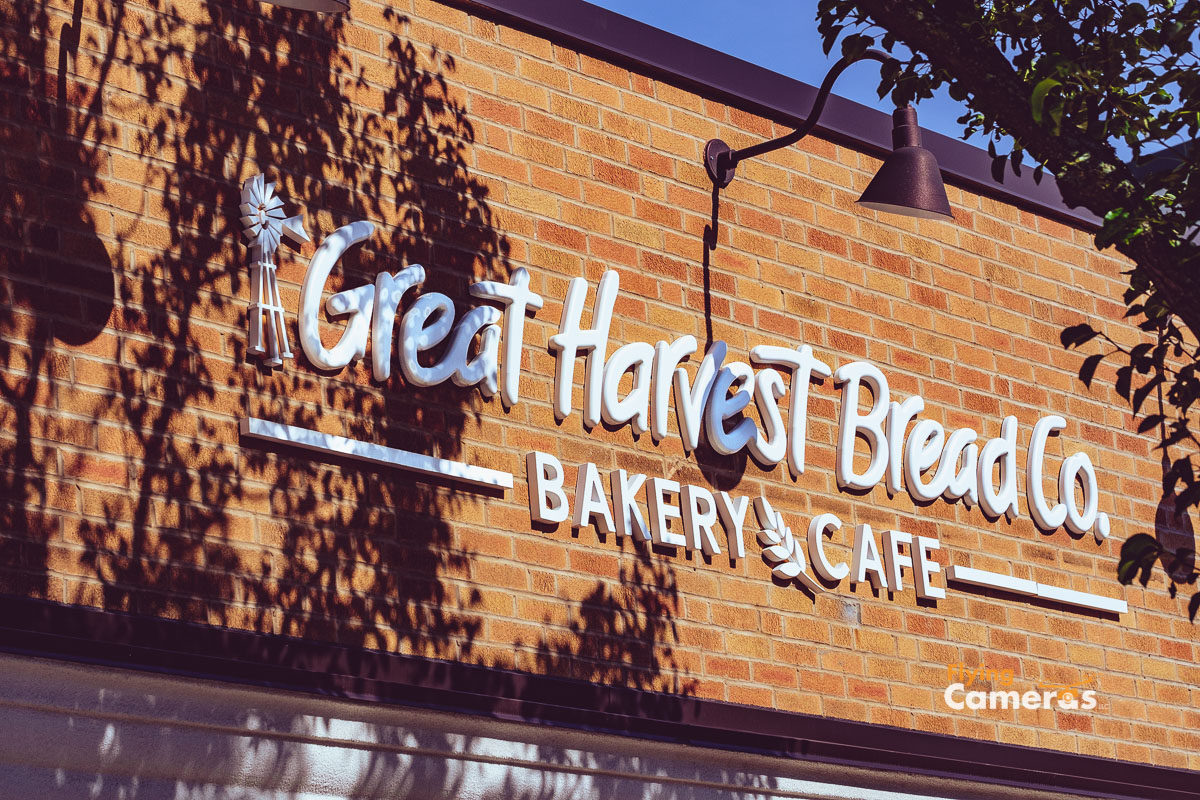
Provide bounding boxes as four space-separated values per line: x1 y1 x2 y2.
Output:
703 48 895 189
704 139 736 188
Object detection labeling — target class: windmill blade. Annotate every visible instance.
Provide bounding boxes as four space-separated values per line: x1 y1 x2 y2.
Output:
264 194 284 210
281 214 310 245
246 174 264 205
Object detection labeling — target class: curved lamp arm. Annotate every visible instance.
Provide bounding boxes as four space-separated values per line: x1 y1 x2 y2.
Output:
705 48 897 187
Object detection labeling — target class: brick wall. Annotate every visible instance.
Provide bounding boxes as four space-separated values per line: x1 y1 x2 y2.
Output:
4 0 1198 767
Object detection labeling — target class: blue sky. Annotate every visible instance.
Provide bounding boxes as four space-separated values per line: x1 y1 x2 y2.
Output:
584 0 985 149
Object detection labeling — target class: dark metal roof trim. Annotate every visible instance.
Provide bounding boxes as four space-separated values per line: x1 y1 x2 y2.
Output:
455 0 1100 229
1 595 1196 799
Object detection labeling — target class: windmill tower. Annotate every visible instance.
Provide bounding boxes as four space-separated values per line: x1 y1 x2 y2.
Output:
239 173 309 367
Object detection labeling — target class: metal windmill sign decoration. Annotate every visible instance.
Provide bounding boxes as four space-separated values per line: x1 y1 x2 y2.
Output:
239 173 309 366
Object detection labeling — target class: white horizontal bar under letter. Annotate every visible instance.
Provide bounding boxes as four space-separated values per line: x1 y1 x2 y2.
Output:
1034 582 1127 615
946 565 1127 614
240 417 513 490
945 565 1037 597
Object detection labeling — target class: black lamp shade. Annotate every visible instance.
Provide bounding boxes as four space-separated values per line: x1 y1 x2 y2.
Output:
857 107 953 220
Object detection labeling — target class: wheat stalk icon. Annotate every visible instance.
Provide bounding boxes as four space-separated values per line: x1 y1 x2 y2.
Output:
239 173 309 366
755 497 824 594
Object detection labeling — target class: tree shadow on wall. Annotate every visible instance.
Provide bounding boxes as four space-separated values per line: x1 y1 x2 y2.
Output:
4 0 505 659
522 547 694 695
1 0 694 791
1060 320 1200 618
0 0 117 611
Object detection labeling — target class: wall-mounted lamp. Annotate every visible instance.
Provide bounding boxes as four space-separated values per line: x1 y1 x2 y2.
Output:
258 0 348 13
704 49 952 221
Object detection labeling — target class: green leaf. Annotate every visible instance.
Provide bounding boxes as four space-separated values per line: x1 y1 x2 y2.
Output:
1031 77 1061 124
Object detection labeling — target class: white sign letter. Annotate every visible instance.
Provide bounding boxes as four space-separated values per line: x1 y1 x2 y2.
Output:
978 415 1019 519
705 362 757 456
807 513 849 583
471 267 544 407
749 368 788 466
1027 415 1067 531
673 342 726 451
527 451 568 524
602 342 655 434
572 462 615 534
681 485 721 555
611 470 649 540
851 523 888 591
652 336 697 441
1059 452 1099 534
834 362 890 491
299 220 376 371
904 418 946 502
715 492 749 559
400 293 456 386
881 529 913 592
913 536 945 600
549 271 618 426
937 428 979 506
751 345 831 476
371 266 424 381
647 478 686 547
885 395 924 495
448 305 503 395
